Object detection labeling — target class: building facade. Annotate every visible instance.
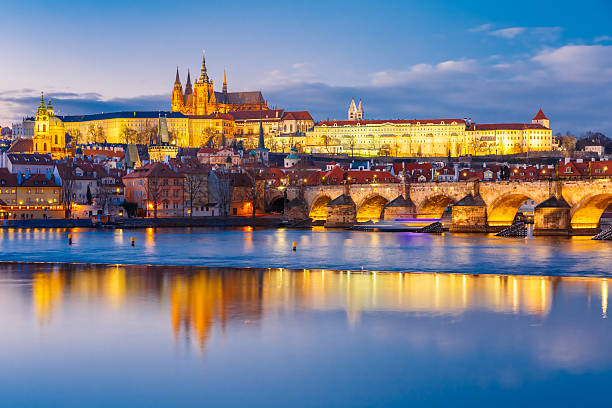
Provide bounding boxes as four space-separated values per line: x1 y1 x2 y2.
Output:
171 50 267 116
305 110 552 157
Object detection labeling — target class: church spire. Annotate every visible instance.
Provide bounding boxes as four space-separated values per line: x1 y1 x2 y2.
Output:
258 102 265 150
200 50 209 83
222 69 227 94
39 92 45 108
185 69 192 95
175 67 180 84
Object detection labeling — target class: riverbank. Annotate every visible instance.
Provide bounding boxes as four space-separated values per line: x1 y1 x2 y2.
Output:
0 216 284 229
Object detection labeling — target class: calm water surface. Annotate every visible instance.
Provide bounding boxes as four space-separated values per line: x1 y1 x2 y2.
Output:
0 263 610 407
0 227 611 276
1 228 611 406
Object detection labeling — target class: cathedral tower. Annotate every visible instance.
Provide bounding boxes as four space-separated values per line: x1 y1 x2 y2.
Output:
170 68 185 113
193 50 216 115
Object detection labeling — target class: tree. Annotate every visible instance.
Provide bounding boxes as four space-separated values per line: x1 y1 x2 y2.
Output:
120 124 138 144
67 129 81 148
86 185 93 205
61 177 75 218
212 168 232 216
87 124 105 144
201 127 221 148
121 201 138 218
139 120 157 145
556 131 577 152
184 172 206 216
145 175 163 219
243 169 265 218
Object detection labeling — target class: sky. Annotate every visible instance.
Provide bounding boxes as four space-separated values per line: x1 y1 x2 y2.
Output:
1 0 611 135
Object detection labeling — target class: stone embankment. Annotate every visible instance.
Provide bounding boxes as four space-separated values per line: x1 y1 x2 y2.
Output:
0 217 283 229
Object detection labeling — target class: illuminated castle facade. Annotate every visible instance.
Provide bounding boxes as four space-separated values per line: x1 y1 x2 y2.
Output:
171 50 267 115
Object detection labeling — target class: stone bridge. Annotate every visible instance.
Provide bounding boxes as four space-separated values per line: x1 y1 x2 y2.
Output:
276 179 612 235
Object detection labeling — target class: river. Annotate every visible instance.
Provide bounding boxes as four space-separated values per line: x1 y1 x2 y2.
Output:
0 228 611 407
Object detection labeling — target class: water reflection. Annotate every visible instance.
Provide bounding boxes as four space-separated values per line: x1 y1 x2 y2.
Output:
18 263 608 346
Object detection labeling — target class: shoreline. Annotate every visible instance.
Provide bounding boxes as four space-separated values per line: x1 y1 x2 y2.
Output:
0 216 284 229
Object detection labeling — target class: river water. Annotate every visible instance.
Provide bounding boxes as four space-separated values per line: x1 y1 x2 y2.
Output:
0 227 611 276
0 228 611 406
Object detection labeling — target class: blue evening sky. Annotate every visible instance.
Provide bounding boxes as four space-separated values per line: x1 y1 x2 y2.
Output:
1 0 611 134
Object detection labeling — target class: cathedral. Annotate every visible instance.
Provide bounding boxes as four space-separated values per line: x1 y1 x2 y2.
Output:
171 50 267 115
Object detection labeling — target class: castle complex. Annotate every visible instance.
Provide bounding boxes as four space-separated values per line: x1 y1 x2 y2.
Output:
304 106 553 157
11 50 554 159
170 50 266 115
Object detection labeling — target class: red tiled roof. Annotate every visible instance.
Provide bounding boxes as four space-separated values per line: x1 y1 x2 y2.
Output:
19 174 60 187
229 109 284 121
533 109 548 120
123 162 182 179
8 153 53 165
469 123 549 131
282 111 313 121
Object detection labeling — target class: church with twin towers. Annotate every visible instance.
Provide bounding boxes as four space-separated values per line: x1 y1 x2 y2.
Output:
170 50 268 116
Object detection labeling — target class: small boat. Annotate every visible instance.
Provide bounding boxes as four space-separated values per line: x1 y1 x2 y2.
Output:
350 217 443 232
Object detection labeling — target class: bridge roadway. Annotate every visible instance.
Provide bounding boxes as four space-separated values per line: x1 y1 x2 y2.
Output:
267 180 612 234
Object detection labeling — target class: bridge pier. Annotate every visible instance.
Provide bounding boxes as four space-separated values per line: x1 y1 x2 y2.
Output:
325 185 356 228
450 194 488 232
533 196 571 236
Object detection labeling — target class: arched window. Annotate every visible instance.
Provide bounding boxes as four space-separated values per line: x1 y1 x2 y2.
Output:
54 135 58 144
43 143 47 151
42 124 46 132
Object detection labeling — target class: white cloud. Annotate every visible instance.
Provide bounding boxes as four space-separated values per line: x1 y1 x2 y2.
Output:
489 27 527 39
469 23 493 33
532 45 612 82
595 35 612 43
369 60 478 86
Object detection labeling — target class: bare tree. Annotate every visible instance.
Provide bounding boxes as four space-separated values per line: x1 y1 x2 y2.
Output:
243 169 265 218
214 169 232 216
145 174 163 218
201 127 222 148
120 124 138 145
184 172 206 216
87 124 105 144
61 177 76 218
68 129 81 148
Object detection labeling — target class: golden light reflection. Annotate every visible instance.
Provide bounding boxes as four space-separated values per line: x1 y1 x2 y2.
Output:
25 264 610 349
32 272 64 322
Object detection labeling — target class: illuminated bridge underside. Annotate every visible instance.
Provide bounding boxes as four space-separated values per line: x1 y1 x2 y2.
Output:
309 196 331 221
357 196 388 223
418 195 454 219
571 193 612 230
488 194 533 227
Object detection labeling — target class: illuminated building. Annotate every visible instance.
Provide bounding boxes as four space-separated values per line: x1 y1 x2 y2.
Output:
147 116 178 162
305 110 553 157
32 94 68 157
171 50 267 115
60 111 234 148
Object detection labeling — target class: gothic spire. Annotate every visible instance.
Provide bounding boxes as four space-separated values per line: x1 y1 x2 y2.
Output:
222 69 228 94
200 50 209 83
39 92 45 107
185 69 193 95
175 67 180 84
258 102 265 150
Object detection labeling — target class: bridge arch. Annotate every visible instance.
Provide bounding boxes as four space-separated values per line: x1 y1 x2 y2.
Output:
356 194 389 223
570 193 612 230
417 194 455 219
309 195 332 221
487 193 537 228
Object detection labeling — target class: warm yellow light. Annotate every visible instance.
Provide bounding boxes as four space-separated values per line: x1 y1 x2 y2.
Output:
116 188 120 193
514 169 518 173
542 170 546 174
